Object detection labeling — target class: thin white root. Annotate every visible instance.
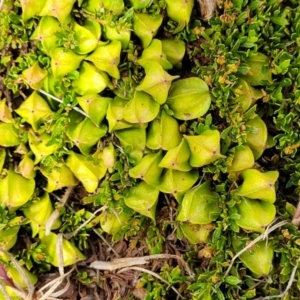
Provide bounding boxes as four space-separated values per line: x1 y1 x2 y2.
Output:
61 187 74 205
46 187 74 236
48 278 70 298
38 266 74 300
45 210 61 236
0 250 35 298
64 206 107 240
224 220 289 278
0 0 4 12
254 256 300 300
7 286 28 299
57 234 64 276
90 253 194 278
38 89 93 120
118 266 183 299
0 280 11 300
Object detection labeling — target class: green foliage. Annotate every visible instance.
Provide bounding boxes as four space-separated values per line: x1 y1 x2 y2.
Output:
0 0 300 298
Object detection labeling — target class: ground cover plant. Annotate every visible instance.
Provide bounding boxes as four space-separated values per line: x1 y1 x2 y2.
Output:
1 0 300 299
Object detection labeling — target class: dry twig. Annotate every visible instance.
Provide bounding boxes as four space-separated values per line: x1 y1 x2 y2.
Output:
64 206 107 240
0 0 4 13
0 250 35 298
46 187 74 236
224 219 289 278
90 253 194 278
37 267 75 300
254 256 300 299
0 280 11 300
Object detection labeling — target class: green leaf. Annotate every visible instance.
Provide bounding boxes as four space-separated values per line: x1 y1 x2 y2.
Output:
0 226 20 250
177 182 221 224
158 138 192 172
124 181 159 220
6 265 37 289
161 39 185 68
129 151 164 186
39 231 86 267
77 94 111 126
30 16 60 55
22 61 48 90
239 52 272 86
158 169 198 201
0 123 21 147
99 208 132 235
83 0 124 16
106 97 134 132
245 116 268 160
249 0 263 10
18 154 36 179
137 39 173 70
123 91 160 124
227 145 254 173
233 79 264 112
165 0 193 25
28 131 60 164
270 16 288 26
73 21 99 54
0 149 6 173
115 126 147 164
15 91 54 131
20 0 47 21
40 164 79 192
180 223 214 244
235 198 276 233
220 126 232 139
136 62 179 105
0 99 13 122
216 289 225 300
50 48 85 78
184 130 224 167
66 151 107 193
67 117 107 154
133 13 163 48
104 25 131 49
235 169 279 203
39 0 76 24
86 41 122 79
0 169 35 211
224 276 241 285
72 62 113 95
232 239 274 276
146 110 182 150
166 77 211 120
23 192 61 237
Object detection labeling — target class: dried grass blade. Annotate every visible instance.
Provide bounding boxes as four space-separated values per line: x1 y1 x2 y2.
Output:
224 219 289 278
0 250 35 297
64 206 107 240
38 89 91 119
90 253 194 277
38 267 74 300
